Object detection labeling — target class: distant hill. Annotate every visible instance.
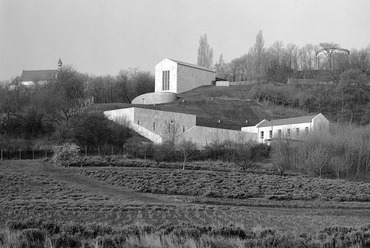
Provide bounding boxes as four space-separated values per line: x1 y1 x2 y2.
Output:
89 85 309 130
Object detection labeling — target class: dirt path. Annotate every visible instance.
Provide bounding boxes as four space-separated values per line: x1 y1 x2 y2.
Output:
5 159 176 205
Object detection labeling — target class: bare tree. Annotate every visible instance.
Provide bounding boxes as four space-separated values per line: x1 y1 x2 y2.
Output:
286 43 299 71
177 140 197 170
253 30 266 81
214 53 229 79
162 119 180 145
197 34 214 69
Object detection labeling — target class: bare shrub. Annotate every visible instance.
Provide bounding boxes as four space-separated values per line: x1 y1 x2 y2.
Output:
271 138 295 176
153 142 176 166
51 143 80 167
177 140 197 170
280 124 370 179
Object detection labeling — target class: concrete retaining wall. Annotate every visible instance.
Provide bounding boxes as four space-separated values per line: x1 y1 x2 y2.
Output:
131 92 177 105
179 126 257 149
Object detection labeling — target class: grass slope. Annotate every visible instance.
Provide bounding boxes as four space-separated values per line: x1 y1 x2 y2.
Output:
89 85 308 130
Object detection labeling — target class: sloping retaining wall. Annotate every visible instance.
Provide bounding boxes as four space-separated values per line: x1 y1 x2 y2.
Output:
131 92 177 105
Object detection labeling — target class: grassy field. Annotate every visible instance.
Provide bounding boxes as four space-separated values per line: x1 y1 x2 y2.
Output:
2 159 370 233
78 166 370 203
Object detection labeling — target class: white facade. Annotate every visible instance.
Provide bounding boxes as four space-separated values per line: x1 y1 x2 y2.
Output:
104 107 197 143
155 58 215 94
242 113 329 144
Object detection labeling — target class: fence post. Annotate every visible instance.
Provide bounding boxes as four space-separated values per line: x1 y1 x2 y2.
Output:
85 146 87 157
98 145 100 156
111 145 114 156
19 149 22 160
1 149 3 161
32 148 35 160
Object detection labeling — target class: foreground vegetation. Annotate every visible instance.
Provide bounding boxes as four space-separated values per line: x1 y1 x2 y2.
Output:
272 124 370 179
2 219 370 248
79 166 370 202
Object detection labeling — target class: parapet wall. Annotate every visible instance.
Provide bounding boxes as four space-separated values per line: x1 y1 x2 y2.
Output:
131 92 177 105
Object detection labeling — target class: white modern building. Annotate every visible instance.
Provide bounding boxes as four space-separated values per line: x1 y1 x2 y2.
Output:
155 58 216 94
241 113 329 144
104 107 256 148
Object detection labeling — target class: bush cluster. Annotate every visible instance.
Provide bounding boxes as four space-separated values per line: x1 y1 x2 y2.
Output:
123 140 270 169
271 124 370 179
51 143 80 167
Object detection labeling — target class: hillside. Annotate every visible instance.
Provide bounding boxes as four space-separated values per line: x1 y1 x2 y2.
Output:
89 85 309 130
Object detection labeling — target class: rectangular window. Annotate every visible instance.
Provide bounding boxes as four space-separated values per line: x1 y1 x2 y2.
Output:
183 126 186 132
296 128 299 136
287 128 291 137
162 70 170 90
269 130 272 138
260 131 264 140
305 127 309 134
153 122 156 131
278 129 282 137
137 120 140 125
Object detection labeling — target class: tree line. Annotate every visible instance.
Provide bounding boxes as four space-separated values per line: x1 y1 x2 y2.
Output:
0 66 154 149
197 32 370 83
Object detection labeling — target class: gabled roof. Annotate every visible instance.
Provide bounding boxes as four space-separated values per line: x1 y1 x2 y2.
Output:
19 70 58 82
168 59 215 73
256 114 321 127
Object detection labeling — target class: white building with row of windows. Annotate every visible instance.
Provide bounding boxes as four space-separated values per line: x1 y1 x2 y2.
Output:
241 113 330 144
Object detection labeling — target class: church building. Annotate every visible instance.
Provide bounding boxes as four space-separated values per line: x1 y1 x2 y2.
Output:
18 58 63 86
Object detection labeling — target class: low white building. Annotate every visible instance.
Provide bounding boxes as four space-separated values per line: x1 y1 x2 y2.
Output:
104 107 257 148
241 113 329 144
155 58 215 94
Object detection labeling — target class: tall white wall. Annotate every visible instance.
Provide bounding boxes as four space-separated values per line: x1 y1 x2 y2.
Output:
179 126 257 149
312 113 330 130
155 59 178 93
177 64 215 93
132 108 196 137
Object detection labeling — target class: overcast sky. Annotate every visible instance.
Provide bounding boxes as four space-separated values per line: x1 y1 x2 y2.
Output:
1 0 369 81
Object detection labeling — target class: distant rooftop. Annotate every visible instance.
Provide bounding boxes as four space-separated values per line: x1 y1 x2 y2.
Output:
19 70 58 82
168 59 215 73
257 114 321 127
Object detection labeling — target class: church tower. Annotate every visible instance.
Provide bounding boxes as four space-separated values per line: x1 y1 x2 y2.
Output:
57 57 63 69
